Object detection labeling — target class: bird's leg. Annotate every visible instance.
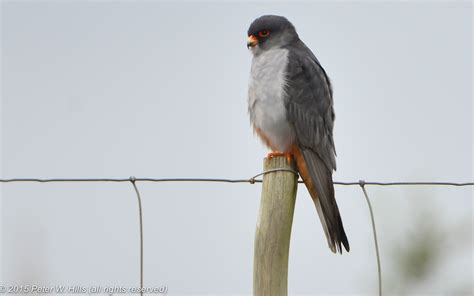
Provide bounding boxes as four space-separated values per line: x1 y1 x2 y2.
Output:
267 151 293 164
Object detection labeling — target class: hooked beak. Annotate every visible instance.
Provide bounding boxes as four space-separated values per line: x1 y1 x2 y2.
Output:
247 35 258 48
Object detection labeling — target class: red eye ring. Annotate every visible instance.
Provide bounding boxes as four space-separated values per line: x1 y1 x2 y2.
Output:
258 30 270 38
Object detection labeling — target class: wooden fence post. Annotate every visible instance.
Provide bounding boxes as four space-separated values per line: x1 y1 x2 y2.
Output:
253 156 298 296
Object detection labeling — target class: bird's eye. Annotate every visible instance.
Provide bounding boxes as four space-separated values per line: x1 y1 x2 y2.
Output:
258 30 270 38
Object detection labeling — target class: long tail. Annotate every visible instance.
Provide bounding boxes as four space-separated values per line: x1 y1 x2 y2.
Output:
292 145 350 253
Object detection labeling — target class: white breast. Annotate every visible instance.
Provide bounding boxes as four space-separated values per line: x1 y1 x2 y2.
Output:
248 48 295 152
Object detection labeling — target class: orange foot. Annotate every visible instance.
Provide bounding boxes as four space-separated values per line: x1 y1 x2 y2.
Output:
267 151 293 164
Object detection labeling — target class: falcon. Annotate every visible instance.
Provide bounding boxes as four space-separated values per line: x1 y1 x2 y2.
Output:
247 15 349 253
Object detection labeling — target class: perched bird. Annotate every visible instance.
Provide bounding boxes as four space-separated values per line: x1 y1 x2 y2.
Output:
247 15 349 253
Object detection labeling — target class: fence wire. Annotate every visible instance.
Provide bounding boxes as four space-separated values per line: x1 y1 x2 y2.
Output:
1 177 473 186
1 172 473 296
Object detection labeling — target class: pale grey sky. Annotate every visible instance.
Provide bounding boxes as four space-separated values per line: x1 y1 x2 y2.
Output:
1 1 472 295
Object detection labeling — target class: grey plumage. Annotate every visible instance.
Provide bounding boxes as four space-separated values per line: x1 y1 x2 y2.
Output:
247 15 349 253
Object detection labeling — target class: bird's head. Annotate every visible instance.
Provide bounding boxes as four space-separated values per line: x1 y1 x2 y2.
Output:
247 15 299 54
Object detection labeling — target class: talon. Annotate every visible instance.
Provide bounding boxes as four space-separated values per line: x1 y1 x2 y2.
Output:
267 151 285 159
266 152 293 164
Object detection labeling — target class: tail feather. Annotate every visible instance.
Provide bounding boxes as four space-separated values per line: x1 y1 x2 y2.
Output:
293 145 349 253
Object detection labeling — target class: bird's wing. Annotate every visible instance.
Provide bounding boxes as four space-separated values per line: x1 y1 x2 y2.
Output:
286 43 349 253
